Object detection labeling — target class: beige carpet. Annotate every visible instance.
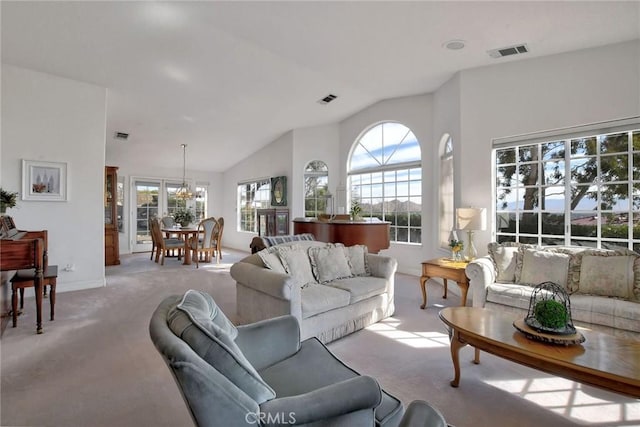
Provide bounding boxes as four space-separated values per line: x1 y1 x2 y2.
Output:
1 249 639 427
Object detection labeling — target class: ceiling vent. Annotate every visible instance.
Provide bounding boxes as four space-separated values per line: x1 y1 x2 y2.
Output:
317 94 338 105
487 43 529 59
114 131 129 141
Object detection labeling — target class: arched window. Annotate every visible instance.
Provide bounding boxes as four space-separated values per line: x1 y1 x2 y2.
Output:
304 160 329 218
439 135 454 248
348 122 422 243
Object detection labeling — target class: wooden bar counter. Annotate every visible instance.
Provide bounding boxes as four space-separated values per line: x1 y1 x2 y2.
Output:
292 218 390 253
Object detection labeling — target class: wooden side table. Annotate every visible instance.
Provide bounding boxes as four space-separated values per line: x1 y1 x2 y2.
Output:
419 258 469 309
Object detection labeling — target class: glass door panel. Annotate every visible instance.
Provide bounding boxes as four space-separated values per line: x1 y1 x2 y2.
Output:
133 180 160 252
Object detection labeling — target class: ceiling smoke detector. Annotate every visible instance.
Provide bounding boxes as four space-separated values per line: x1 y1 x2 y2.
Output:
443 40 466 50
317 94 338 105
114 131 129 141
487 43 529 58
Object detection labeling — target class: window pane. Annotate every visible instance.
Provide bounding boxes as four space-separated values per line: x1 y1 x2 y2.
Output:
633 131 640 150
519 212 538 235
496 213 514 233
600 184 628 210
541 141 565 160
517 163 538 185
599 132 628 154
541 213 564 235
518 145 538 162
600 154 628 181
634 212 640 239
543 160 564 185
570 157 597 184
542 186 564 211
634 153 640 180
496 148 515 165
601 212 628 238
571 185 597 210
497 166 517 188
517 187 539 210
571 137 597 156
496 188 515 211
571 213 597 237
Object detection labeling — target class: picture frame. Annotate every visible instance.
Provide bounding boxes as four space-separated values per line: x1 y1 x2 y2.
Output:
270 176 287 207
22 160 68 201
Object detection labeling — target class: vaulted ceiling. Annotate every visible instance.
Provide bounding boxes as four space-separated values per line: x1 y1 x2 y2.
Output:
2 1 638 172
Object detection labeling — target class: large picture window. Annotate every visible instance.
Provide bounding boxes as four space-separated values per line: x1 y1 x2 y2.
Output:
495 125 639 253
238 179 270 232
348 122 422 244
304 160 329 218
439 135 454 248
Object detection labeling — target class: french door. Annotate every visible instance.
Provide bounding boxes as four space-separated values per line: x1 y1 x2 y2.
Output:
132 180 160 253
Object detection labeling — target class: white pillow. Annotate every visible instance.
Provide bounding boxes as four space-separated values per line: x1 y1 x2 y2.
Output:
344 244 370 276
488 242 523 283
578 255 635 299
517 248 570 289
308 245 353 283
276 245 316 286
257 247 286 274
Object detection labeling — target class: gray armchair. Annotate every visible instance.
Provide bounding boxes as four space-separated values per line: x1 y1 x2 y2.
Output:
150 290 448 427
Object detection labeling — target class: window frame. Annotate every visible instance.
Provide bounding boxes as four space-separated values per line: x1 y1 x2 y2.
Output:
237 179 271 233
304 160 329 218
493 119 639 252
439 134 454 248
347 121 422 244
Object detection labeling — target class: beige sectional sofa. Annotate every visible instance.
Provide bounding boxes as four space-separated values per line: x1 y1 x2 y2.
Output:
466 242 640 339
230 240 397 343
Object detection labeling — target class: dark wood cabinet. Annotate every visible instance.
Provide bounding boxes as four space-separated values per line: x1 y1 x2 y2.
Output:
105 166 120 266
257 209 289 236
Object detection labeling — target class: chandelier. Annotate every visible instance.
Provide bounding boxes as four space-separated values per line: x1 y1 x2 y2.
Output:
176 143 194 200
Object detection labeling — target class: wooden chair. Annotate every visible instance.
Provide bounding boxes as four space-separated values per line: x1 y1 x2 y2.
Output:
189 217 221 268
150 218 183 265
215 217 224 261
11 265 57 328
149 217 159 261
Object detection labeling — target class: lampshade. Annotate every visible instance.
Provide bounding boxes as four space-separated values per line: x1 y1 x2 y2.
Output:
456 208 486 231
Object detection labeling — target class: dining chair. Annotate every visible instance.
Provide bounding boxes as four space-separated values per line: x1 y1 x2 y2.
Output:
215 217 224 261
160 215 180 257
189 217 220 268
149 217 159 261
150 218 183 265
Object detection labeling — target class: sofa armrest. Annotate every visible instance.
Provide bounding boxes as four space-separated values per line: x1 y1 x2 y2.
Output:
259 376 381 425
366 254 398 279
230 262 299 301
465 256 496 307
235 315 301 371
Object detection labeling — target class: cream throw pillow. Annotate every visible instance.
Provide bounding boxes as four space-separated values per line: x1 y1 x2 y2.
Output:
578 255 635 299
488 242 524 283
517 248 570 288
257 247 287 274
276 245 316 286
308 245 353 283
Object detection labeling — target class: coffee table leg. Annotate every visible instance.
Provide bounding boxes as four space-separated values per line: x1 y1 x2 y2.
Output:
450 329 465 387
419 276 428 309
443 279 448 299
474 348 480 364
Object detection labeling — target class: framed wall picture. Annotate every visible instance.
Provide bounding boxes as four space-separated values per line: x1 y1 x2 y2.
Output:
22 160 68 201
270 176 287 206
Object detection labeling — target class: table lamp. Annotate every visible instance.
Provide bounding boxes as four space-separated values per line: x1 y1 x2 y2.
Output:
456 207 486 261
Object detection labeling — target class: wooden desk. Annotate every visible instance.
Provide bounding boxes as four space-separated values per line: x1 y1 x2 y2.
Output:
419 258 469 309
439 307 640 398
161 227 199 265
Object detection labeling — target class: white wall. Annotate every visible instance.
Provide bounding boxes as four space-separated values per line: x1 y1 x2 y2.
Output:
458 39 640 255
222 131 294 251
339 94 433 275
1 65 107 291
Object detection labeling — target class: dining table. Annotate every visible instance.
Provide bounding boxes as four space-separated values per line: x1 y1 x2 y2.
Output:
161 226 200 265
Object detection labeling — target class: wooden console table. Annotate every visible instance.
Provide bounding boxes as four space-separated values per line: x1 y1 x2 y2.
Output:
292 218 390 253
419 258 469 309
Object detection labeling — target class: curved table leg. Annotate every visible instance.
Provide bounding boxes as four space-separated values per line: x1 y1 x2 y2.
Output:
419 276 428 309
449 329 466 387
442 279 448 299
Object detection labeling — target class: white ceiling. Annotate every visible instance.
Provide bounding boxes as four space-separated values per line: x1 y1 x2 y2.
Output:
2 1 639 172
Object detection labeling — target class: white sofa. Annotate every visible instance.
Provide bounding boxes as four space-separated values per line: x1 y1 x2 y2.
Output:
230 240 397 344
466 242 640 339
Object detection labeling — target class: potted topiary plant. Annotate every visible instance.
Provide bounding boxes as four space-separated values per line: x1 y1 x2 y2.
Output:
0 188 18 214
533 299 569 330
172 207 195 227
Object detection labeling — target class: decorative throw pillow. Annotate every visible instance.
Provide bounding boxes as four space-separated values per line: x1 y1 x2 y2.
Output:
516 248 570 288
276 245 317 286
308 245 353 283
577 254 636 299
167 290 276 403
344 244 370 277
257 247 286 274
488 242 526 283
565 248 637 293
